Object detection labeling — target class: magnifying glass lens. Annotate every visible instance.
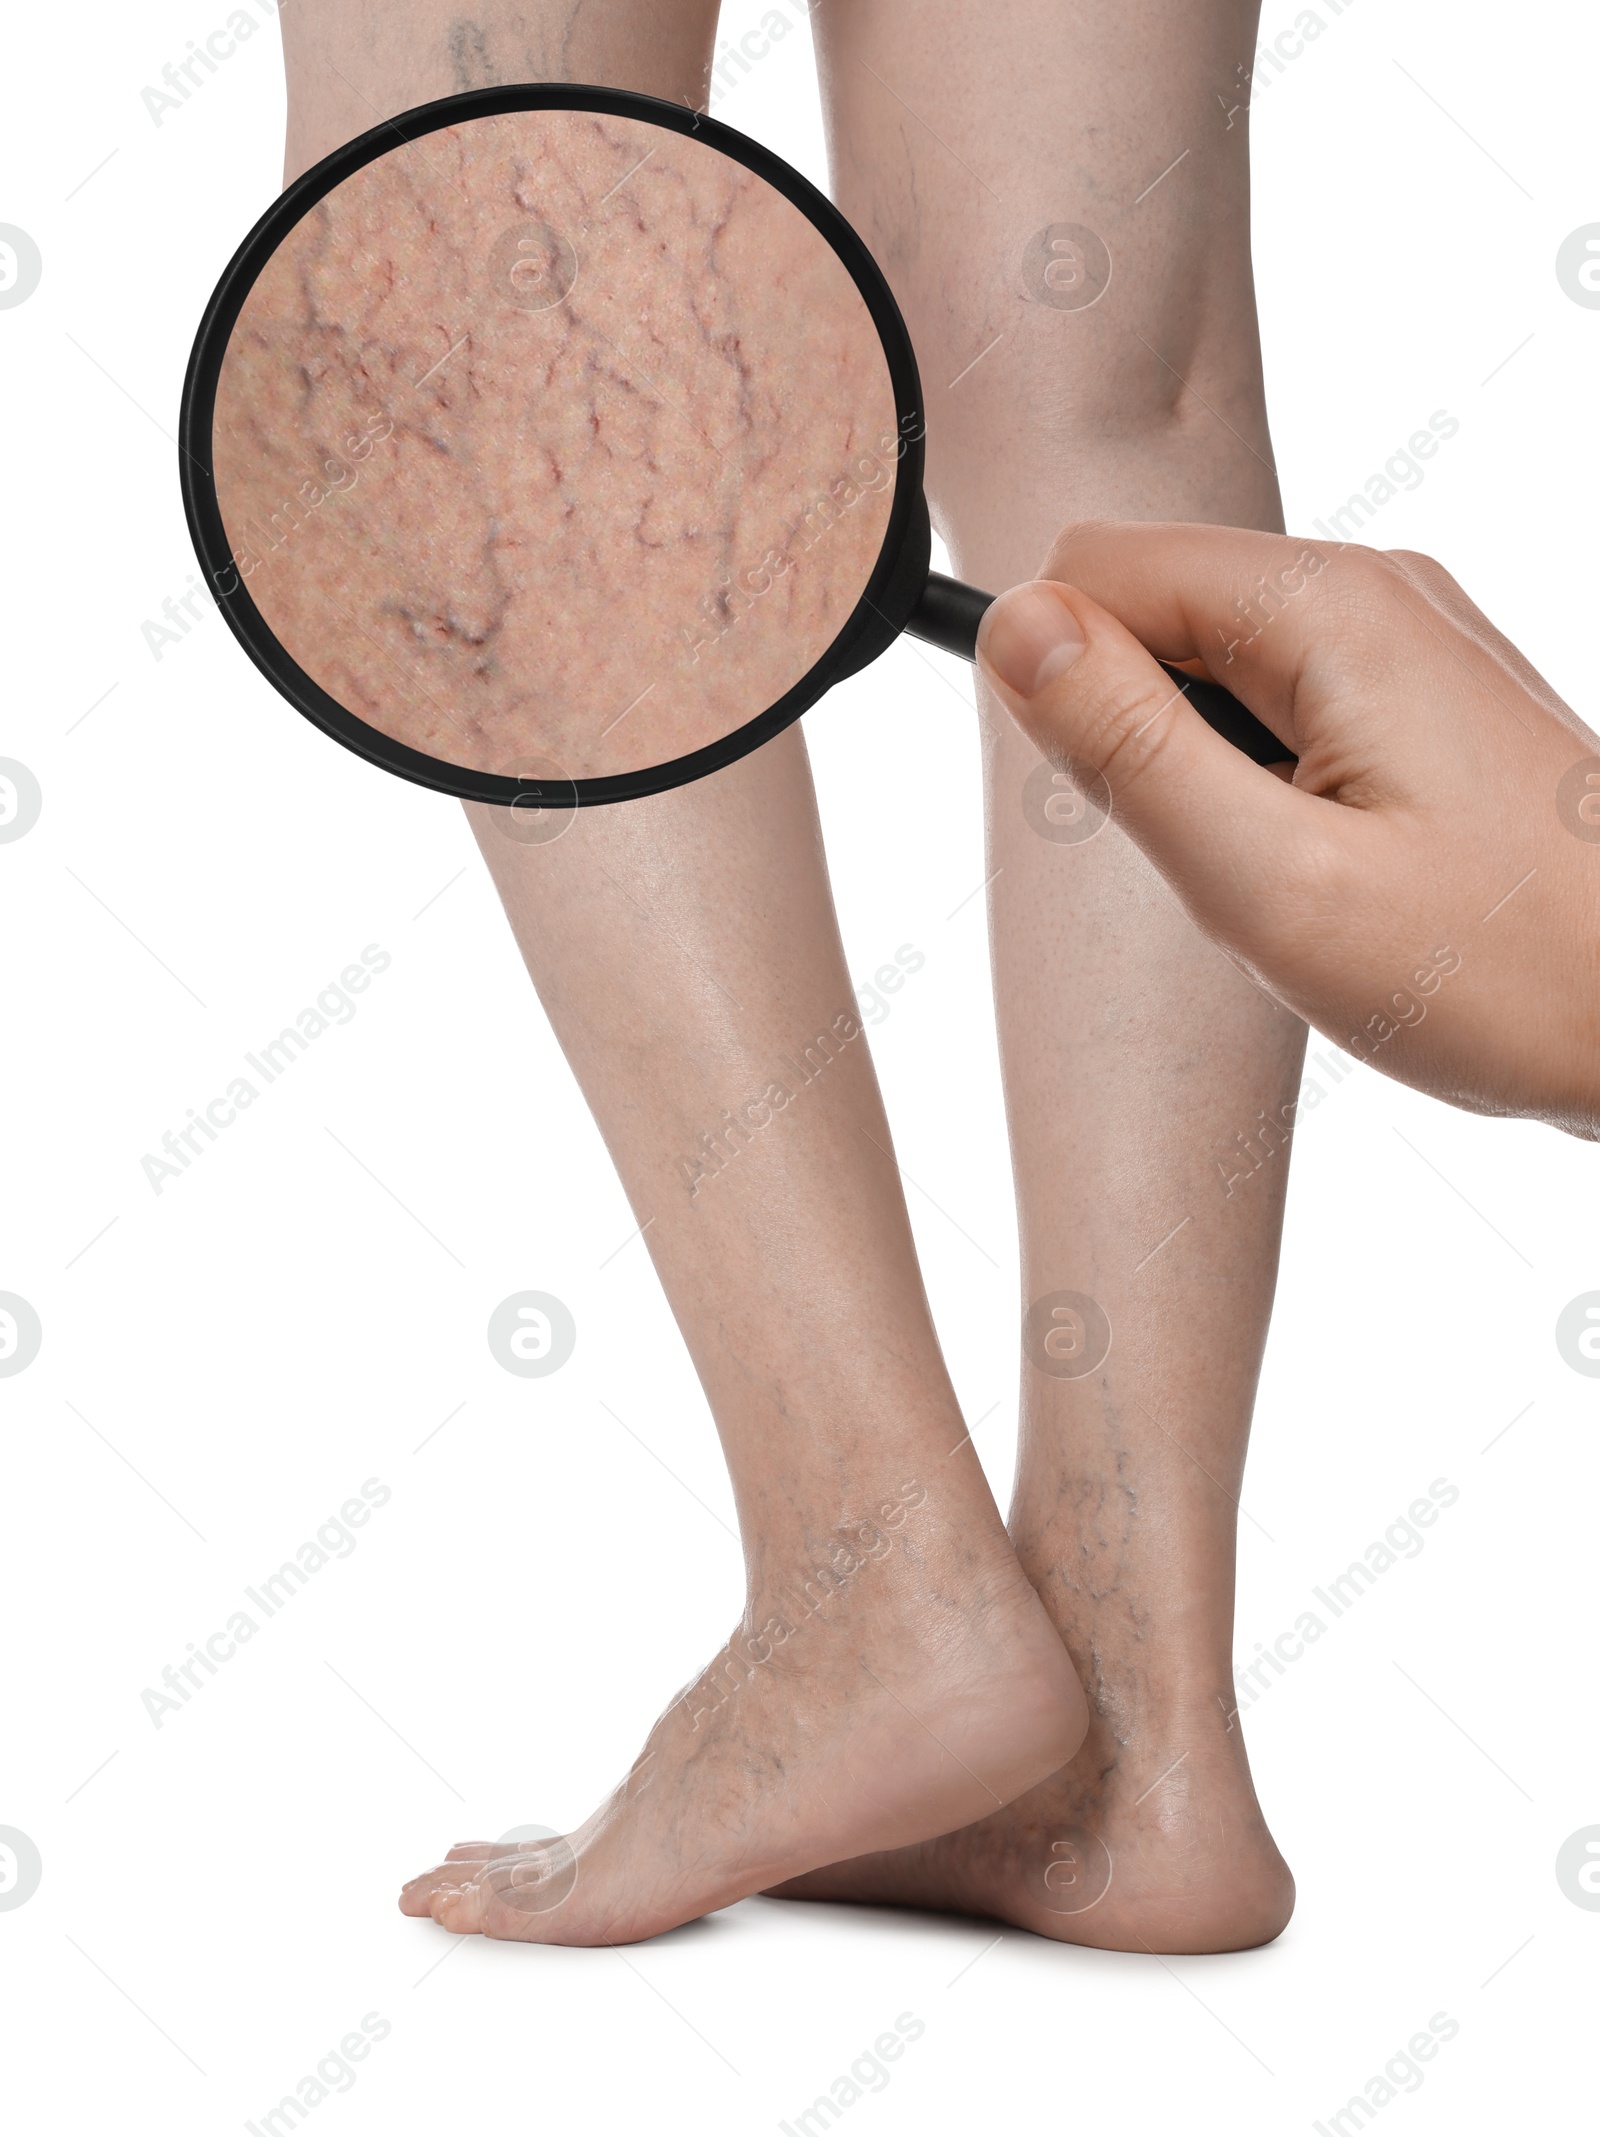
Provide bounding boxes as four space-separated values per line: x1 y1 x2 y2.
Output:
210 106 900 788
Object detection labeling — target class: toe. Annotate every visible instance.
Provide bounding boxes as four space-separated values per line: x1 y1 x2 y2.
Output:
398 1868 448 1915
401 1840 562 1916
428 1879 488 1933
400 1856 494 1914
476 1843 582 1941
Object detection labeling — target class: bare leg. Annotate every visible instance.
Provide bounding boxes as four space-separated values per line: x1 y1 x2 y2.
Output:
278 5 1087 1945
775 0 1304 1950
281 0 723 182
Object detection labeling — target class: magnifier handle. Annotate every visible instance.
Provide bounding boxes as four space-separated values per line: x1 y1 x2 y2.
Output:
907 570 1295 770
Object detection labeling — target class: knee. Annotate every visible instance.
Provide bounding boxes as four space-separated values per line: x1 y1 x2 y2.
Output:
924 319 1277 548
971 317 1268 453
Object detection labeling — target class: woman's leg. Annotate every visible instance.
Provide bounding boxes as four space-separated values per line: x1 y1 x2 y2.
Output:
780 0 1305 1950
280 3 1086 1946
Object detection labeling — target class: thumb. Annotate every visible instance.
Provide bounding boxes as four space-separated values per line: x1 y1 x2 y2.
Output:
976 578 1327 931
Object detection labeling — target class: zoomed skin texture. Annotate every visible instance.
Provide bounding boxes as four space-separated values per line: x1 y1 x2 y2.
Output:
212 110 899 779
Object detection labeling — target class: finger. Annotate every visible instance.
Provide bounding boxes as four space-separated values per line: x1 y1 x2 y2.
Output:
1034 519 1365 715
977 579 1352 943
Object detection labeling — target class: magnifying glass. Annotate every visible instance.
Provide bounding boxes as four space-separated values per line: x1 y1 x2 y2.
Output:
181 84 1289 812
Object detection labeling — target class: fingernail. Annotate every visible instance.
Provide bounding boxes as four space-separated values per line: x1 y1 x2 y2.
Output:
978 582 1087 698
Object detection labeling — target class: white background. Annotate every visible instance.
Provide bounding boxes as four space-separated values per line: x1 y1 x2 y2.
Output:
2 0 1597 2130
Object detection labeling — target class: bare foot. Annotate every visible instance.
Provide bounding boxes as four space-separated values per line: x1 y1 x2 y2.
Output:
400 1514 1088 1947
767 1403 1298 1957
766 1689 1295 1954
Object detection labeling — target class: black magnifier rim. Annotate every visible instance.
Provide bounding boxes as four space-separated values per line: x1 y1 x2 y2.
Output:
179 82 927 809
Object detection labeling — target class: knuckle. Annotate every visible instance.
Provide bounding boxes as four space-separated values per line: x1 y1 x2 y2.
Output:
1384 546 1459 603
1387 546 1444 577
1325 541 1389 594
1077 667 1190 788
1038 517 1115 580
481 1892 532 1941
1304 544 1417 649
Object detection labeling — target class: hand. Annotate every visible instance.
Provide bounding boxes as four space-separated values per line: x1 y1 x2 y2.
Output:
975 523 1600 1139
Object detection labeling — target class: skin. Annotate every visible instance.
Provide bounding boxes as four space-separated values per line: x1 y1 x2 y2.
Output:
214 112 897 777
771 0 1303 1952
280 0 1305 1950
287 2 1085 1953
976 528 1600 1139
